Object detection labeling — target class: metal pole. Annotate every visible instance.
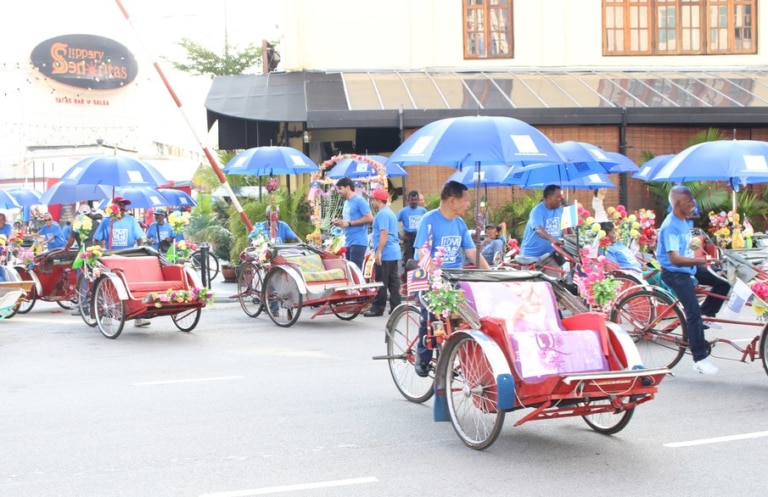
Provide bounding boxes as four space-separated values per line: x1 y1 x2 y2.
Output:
619 107 629 208
200 242 210 288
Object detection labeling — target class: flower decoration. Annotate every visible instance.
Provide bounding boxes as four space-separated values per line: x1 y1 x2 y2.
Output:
174 240 197 260
751 281 768 319
576 206 606 248
573 251 622 310
77 245 104 268
168 211 191 234
635 208 657 253
103 202 119 219
708 211 735 248
145 286 215 308
72 214 93 245
422 246 467 319
265 177 280 193
615 212 641 248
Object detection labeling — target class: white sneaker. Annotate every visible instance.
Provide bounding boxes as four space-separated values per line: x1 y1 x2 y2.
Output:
134 318 151 328
692 358 718 375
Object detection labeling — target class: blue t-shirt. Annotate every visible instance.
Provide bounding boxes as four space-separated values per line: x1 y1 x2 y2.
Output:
0 224 12 237
481 238 504 265
520 202 563 258
397 206 427 234
372 206 401 262
342 194 371 247
39 222 66 250
605 242 643 270
94 216 145 250
414 209 475 269
657 214 695 275
145 222 177 250
248 221 298 244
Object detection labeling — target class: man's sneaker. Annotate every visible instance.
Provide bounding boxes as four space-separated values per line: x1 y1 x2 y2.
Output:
702 316 722 329
692 358 718 375
134 318 151 328
414 362 430 378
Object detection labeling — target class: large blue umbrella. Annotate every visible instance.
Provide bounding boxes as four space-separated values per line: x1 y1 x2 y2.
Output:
500 159 607 187
446 165 513 187
553 142 639 174
5 188 43 207
223 146 319 176
526 172 616 190
159 188 196 208
40 182 112 205
103 187 169 209
326 155 408 178
0 190 21 209
603 152 640 174
59 155 168 187
633 154 674 182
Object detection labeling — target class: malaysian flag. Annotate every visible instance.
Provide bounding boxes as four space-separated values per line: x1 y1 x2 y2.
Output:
408 228 434 294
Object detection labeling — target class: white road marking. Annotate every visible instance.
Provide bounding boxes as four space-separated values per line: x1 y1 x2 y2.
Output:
665 431 768 448
199 476 379 497
132 376 244 386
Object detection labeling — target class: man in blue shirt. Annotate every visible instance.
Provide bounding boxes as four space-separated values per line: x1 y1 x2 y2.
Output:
38 214 66 250
480 222 505 265
397 190 427 264
520 185 564 259
332 177 373 270
364 188 402 317
413 180 489 376
145 209 176 253
94 197 145 250
658 186 730 375
248 206 299 244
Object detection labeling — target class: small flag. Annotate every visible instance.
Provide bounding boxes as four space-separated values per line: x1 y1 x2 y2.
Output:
726 279 753 315
561 201 578 230
407 267 430 294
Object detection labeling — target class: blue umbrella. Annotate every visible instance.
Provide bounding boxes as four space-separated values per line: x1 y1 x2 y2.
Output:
447 165 513 187
5 188 43 207
40 182 112 205
554 142 639 174
59 155 168 187
326 155 408 178
0 190 21 209
223 146 319 176
109 187 169 209
603 152 640 173
159 188 196 208
633 154 674 182
500 158 607 187
526 172 616 190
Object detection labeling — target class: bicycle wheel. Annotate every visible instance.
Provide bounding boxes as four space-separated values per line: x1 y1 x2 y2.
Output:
329 301 361 321
16 286 36 314
760 323 768 377
172 308 201 332
581 399 635 435
190 250 220 282
610 271 644 299
442 334 505 450
56 300 75 310
76 273 97 327
609 288 687 369
263 267 302 327
93 277 126 339
237 263 264 318
385 304 433 403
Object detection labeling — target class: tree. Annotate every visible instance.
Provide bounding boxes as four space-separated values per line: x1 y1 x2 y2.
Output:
170 37 263 76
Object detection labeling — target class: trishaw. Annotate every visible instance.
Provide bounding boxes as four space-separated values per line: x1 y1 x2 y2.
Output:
0 266 35 320
14 249 80 314
380 269 667 450
255 243 381 327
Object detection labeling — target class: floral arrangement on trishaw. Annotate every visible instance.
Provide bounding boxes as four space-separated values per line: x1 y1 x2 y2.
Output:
144 286 215 307
168 211 191 234
421 246 466 320
174 240 197 260
573 247 622 311
750 280 768 319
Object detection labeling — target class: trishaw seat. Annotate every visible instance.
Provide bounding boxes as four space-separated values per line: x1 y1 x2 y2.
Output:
100 255 187 295
284 253 346 283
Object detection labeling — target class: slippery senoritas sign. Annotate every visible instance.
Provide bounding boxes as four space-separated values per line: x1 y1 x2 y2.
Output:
31 34 138 90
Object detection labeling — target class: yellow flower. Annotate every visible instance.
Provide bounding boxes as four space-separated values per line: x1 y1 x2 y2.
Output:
591 223 601 233
632 222 640 229
629 229 639 237
628 214 637 222
585 216 595 225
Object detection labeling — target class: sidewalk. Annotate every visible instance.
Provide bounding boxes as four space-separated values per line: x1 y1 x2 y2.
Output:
206 274 240 303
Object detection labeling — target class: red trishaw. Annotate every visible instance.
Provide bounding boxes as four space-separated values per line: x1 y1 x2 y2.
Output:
14 249 80 314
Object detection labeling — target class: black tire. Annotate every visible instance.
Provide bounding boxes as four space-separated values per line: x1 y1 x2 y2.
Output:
16 286 36 314
76 273 97 327
172 308 201 332
760 323 768 377
442 334 505 450
56 300 75 310
609 288 687 370
385 304 433 403
237 263 263 318
190 250 220 282
263 267 302 327
93 277 126 339
329 301 361 321
582 399 635 434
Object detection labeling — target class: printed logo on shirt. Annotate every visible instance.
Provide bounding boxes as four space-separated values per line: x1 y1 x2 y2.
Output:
440 236 462 265
545 217 561 236
408 215 422 230
112 228 128 247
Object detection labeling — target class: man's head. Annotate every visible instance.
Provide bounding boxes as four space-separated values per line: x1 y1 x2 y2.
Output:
407 190 420 208
112 196 131 217
485 223 499 238
669 185 696 219
439 180 470 219
371 188 389 209
266 205 280 219
154 209 167 224
335 177 355 200
542 185 562 209
0 213 5 225
418 193 425 207
600 221 617 242
43 214 54 225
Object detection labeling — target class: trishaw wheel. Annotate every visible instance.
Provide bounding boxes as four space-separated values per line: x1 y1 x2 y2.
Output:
263 267 302 327
191 250 220 282
76 274 97 327
16 286 36 314
237 263 263 318
172 308 201 332
385 304 433 403
94 278 126 339
609 288 687 370
581 399 635 434
329 302 361 321
610 271 644 298
442 334 505 450
760 324 768 377
56 300 75 310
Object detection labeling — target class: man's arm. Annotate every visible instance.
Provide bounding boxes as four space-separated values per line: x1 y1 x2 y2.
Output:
375 228 388 264
534 225 561 245
667 250 707 267
465 248 490 269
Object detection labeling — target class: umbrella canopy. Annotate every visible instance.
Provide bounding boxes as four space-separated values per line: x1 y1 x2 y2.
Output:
526 172 616 190
40 182 113 205
326 155 408 178
103 187 169 209
0 190 22 209
603 152 640 173
159 188 196 208
649 140 768 189
223 146 319 176
5 188 43 207
446 165 513 188
500 158 607 187
58 155 168 187
633 154 674 182
554 141 638 174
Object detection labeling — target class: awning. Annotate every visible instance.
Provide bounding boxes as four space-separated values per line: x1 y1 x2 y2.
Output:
206 69 768 131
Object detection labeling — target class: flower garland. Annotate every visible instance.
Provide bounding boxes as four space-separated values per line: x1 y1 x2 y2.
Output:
573 249 622 310
422 246 466 319
751 280 768 319
145 286 215 307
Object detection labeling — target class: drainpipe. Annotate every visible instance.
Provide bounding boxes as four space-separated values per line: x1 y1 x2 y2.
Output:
619 107 628 207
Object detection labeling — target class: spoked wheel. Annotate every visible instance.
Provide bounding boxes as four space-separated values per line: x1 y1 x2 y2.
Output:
329 301 361 321
610 271 645 299
237 263 264 318
609 288 687 370
385 304 433 403
760 323 768 377
263 267 302 327
190 250 220 283
76 274 97 327
16 286 36 314
56 300 75 310
172 308 202 332
442 334 505 450
581 399 635 434
93 277 126 339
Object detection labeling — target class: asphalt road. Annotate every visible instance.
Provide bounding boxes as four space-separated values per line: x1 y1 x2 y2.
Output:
1 280 767 497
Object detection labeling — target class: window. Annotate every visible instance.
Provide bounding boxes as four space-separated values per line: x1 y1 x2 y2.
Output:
603 0 756 55
463 0 513 59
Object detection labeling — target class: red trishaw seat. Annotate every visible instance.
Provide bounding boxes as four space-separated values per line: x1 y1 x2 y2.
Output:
100 256 187 296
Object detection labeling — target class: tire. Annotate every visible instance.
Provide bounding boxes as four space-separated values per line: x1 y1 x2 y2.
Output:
76 273 97 327
56 300 75 310
237 263 263 318
172 308 201 332
190 250 220 283
329 301 361 321
16 286 36 314
263 267 302 327
442 334 505 450
385 304 433 403
609 271 644 300
93 277 126 339
609 288 687 370
582 399 635 434
760 323 768 377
